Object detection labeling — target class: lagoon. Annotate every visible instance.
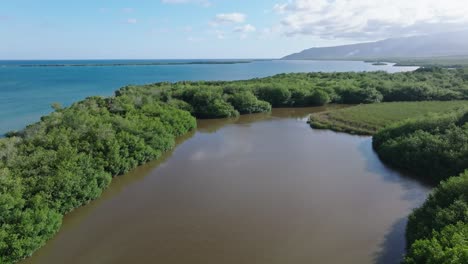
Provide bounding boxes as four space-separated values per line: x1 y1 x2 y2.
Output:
22 108 429 264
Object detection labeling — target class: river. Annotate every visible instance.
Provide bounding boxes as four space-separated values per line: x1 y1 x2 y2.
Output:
22 107 430 264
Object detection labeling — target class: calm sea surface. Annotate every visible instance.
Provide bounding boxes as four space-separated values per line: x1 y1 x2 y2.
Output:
0 59 417 135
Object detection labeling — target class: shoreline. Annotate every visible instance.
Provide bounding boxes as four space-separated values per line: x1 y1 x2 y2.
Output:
2 60 257 68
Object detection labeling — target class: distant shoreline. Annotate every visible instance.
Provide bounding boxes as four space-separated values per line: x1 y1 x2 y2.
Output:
1 60 262 68
3 59 440 68
280 57 468 68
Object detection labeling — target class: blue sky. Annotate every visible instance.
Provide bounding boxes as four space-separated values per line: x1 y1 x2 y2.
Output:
1 0 467 59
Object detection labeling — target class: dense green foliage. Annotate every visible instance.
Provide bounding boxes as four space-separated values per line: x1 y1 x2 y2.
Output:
309 101 468 135
226 91 272 114
2 68 468 263
118 67 468 119
405 222 468 264
172 86 240 118
373 109 468 263
308 89 331 106
404 173 468 264
0 95 196 263
373 109 468 182
387 56 468 68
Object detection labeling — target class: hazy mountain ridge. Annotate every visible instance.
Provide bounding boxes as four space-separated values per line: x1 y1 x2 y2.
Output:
283 31 468 60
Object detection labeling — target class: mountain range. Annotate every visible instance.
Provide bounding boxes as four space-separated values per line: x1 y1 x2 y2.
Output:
282 31 468 60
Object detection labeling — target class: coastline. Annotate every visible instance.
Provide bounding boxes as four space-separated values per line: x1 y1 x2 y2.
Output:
0 60 258 68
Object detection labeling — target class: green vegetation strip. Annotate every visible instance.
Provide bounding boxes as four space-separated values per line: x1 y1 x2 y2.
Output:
363 56 468 68
2 67 468 263
309 101 468 135
372 110 468 263
391 56 468 68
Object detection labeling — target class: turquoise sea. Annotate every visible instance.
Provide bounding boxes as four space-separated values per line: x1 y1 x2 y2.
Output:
0 59 417 135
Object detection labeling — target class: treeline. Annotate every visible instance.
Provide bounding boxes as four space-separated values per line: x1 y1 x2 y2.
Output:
373 109 468 182
117 67 468 119
404 172 467 263
373 110 468 263
0 95 196 263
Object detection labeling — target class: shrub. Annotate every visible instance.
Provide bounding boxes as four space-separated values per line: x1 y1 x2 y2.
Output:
227 91 271 114
374 111 468 182
404 172 468 264
308 89 331 106
255 86 291 107
340 87 383 104
404 222 468 264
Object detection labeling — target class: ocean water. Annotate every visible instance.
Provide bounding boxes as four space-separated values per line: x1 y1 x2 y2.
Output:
0 60 417 135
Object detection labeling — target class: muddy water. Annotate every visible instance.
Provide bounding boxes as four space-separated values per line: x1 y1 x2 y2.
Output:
22 107 430 264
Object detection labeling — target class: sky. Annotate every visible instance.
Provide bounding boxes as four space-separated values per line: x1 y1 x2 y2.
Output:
1 0 468 59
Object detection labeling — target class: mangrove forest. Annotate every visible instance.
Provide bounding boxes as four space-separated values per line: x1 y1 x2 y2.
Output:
1 67 468 263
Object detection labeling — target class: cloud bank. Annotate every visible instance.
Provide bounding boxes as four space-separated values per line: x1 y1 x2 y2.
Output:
275 0 468 40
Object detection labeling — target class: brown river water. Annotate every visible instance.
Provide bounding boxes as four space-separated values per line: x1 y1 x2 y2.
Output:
22 107 431 264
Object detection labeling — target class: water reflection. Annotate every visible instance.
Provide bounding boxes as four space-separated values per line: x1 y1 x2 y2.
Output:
196 106 347 134
373 217 409 264
270 106 345 119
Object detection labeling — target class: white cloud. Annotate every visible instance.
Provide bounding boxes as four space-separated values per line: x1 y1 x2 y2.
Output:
275 0 468 40
189 137 253 161
122 8 134 13
212 13 246 25
234 24 256 33
126 18 137 24
161 0 211 7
